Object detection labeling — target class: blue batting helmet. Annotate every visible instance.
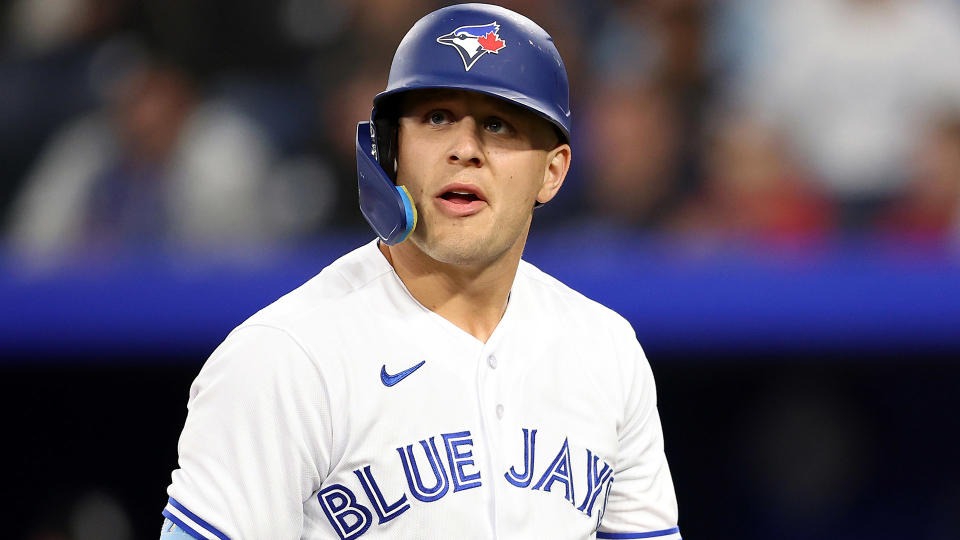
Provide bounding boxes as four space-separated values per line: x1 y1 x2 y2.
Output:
356 3 571 245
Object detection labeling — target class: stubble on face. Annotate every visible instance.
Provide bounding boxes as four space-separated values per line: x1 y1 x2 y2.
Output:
408 192 533 267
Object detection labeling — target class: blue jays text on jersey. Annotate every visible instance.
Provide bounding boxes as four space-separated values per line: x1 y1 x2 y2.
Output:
318 427 614 539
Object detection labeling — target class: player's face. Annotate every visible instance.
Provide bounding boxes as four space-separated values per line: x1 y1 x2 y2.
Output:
395 89 570 266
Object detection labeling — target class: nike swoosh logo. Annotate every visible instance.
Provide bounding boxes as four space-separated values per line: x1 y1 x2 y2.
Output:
380 360 426 387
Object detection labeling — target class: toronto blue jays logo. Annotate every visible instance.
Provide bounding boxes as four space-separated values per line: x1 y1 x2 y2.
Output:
436 22 506 71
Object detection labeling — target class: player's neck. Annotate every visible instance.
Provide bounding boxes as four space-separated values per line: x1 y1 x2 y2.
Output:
380 238 524 343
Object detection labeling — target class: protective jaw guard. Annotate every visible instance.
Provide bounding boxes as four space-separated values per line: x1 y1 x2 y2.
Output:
356 121 417 245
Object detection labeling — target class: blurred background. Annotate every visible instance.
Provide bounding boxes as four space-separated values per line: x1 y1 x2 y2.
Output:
1 0 959 538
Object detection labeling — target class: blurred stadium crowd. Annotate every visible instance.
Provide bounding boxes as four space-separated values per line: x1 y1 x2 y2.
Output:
3 2 960 540
2 0 960 263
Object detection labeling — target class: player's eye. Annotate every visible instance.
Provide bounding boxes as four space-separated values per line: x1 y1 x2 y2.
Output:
484 116 511 135
427 110 452 125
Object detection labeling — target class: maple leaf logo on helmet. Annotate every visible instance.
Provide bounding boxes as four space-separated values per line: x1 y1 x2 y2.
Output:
436 22 506 71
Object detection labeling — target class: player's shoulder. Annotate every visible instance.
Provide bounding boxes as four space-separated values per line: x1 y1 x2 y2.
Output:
516 259 635 337
187 241 394 395
237 239 393 333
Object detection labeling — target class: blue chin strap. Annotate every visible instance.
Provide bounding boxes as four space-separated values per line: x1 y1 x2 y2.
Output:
356 121 417 245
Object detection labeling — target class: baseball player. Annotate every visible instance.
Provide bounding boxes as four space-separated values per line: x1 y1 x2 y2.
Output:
160 4 680 539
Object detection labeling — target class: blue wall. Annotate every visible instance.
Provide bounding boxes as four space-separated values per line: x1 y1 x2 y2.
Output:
4 230 959 360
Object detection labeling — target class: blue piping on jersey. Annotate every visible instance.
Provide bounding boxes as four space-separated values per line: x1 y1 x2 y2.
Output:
597 527 681 539
163 497 231 540
160 517 202 539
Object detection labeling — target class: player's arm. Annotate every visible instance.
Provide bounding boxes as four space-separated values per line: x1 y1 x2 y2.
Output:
161 324 334 539
595 319 681 540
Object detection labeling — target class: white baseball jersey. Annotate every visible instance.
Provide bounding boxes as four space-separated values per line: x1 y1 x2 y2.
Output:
163 240 680 540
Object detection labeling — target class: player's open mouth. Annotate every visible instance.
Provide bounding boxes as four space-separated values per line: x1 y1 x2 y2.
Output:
435 183 487 216
440 191 482 205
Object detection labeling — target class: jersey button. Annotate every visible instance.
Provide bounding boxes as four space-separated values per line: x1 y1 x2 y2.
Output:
496 404 504 419
487 354 498 369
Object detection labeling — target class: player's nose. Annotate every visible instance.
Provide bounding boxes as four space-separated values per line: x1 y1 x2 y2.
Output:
447 116 484 167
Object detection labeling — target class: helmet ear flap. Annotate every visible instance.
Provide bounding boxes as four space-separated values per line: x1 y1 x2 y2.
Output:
373 114 398 181
357 120 417 245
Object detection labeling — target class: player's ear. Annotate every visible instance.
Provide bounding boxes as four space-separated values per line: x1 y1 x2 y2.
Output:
536 143 571 205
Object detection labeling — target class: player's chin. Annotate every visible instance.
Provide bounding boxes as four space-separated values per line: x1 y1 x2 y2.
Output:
426 209 493 238
419 228 495 265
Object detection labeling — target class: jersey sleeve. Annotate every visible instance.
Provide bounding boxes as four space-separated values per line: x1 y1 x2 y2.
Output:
164 324 333 540
596 323 681 540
